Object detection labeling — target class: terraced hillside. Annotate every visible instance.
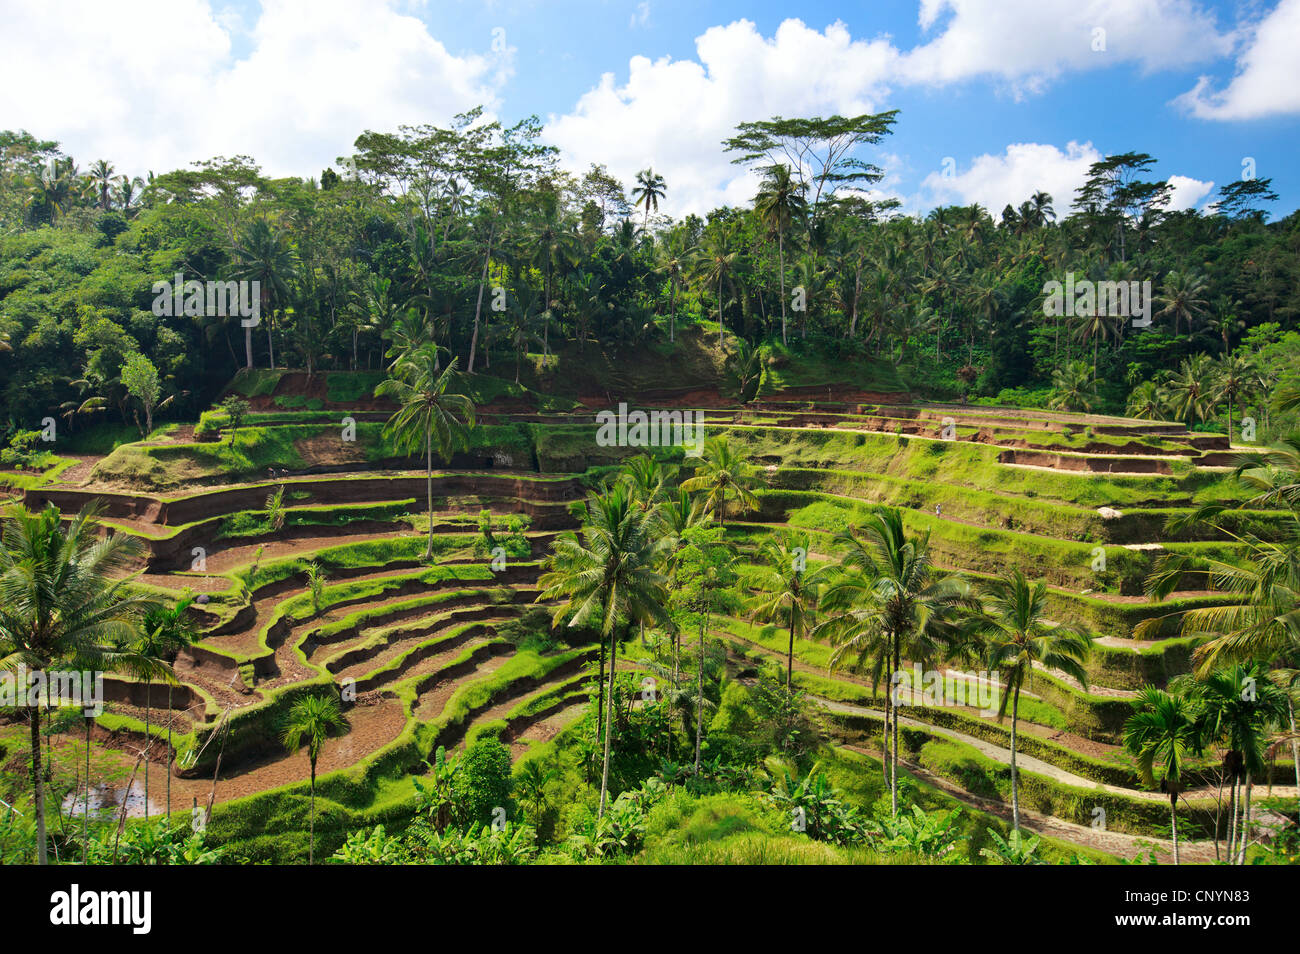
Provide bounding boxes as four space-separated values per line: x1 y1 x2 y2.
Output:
12 370 1292 864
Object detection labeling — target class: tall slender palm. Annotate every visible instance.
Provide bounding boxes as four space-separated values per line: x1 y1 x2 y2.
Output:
812 509 970 815
631 168 666 232
658 488 708 685
655 234 692 343
536 483 670 817
227 218 299 369
0 503 162 864
974 569 1092 833
689 229 738 348
1155 270 1209 337
135 596 197 819
1163 354 1216 426
748 532 825 687
1175 665 1289 864
680 436 760 529
86 160 116 211
1212 352 1255 443
754 164 807 345
1123 687 1199 864
375 347 476 559
281 694 349 864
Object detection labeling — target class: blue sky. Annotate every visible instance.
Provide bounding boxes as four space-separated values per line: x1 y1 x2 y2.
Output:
2 0 1297 218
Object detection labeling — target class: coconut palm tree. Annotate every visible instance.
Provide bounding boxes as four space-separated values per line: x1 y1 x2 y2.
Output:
1126 380 1167 421
1163 354 1216 426
654 234 692 343
536 483 670 817
680 436 760 529
375 346 476 560
281 694 349 864
1048 360 1098 412
136 596 197 819
974 569 1092 833
0 503 162 864
1212 352 1255 443
1175 665 1289 863
689 229 738 348
120 601 192 822
1123 687 1199 864
754 164 807 345
812 509 970 816
631 168 667 232
227 218 299 369
86 160 116 211
1155 270 1209 338
748 532 826 687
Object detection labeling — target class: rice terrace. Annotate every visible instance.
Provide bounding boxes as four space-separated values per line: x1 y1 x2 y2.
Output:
0 3 1298 892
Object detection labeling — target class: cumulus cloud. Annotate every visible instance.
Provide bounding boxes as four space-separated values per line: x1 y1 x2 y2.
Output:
1174 0 1300 120
1165 174 1215 211
544 19 900 216
0 0 508 178
918 142 1101 215
901 0 1233 95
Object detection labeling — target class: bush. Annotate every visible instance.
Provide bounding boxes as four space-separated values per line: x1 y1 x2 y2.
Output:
455 736 513 824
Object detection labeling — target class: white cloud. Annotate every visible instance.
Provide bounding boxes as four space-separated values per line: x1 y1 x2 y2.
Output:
901 0 1233 95
0 0 508 178
630 1 651 29
1166 174 1215 211
544 18 900 216
1174 0 1300 120
918 141 1102 214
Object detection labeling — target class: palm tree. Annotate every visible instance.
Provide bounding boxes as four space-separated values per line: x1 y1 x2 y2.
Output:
536 483 670 817
281 694 349 864
120 602 192 822
0 503 161 864
137 596 197 819
1162 354 1217 426
1048 360 1098 412
1176 665 1289 863
1123 687 1199 864
376 347 475 560
655 235 692 343
1155 270 1209 337
1212 352 1255 443
754 164 807 345
974 569 1092 833
227 219 298 369
1125 380 1166 420
748 532 825 687
86 160 116 211
689 229 737 348
680 436 760 528
25 158 82 223
631 168 667 232
658 488 708 685
812 509 970 815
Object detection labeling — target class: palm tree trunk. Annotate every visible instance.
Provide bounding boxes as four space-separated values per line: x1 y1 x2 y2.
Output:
786 603 795 689
309 762 317 865
1227 775 1238 861
883 639 894 815
1238 772 1253 865
244 325 253 369
718 274 725 349
669 278 676 343
1170 794 1180 865
892 639 901 817
84 715 91 863
1290 698 1299 825
1010 683 1021 833
424 425 435 560
30 707 46 864
144 681 151 821
467 224 496 373
598 630 617 818
778 233 787 345
595 633 607 751
694 612 706 774
166 683 174 820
